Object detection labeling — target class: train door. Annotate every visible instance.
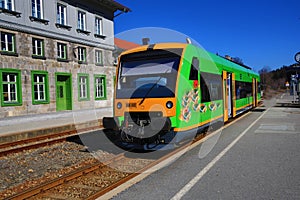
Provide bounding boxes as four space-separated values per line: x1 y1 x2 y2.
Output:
232 73 236 117
227 73 232 117
222 71 233 122
252 78 258 107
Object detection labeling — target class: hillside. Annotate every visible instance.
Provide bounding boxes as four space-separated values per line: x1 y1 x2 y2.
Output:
259 63 300 99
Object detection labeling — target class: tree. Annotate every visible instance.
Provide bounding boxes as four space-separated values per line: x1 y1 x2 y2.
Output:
232 57 244 65
259 66 271 90
258 66 271 75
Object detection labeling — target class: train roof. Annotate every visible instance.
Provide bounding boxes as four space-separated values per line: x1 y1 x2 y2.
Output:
118 42 258 77
118 43 187 56
207 51 259 76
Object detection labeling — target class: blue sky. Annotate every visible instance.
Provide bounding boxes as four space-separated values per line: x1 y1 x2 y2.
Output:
114 0 300 72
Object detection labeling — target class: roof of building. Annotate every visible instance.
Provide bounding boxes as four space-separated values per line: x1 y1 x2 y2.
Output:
102 0 131 12
114 38 140 50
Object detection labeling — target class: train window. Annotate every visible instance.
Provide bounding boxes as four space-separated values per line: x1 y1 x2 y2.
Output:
235 81 253 99
117 52 180 99
121 58 177 76
189 57 199 80
210 83 220 100
200 75 210 102
135 77 167 88
200 72 222 102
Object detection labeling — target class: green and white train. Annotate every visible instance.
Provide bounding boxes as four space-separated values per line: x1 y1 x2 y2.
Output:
103 43 261 150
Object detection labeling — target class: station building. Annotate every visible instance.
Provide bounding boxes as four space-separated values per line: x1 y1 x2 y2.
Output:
0 0 130 118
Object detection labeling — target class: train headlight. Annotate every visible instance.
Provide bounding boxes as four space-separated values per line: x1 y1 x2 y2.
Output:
166 101 173 109
117 102 122 109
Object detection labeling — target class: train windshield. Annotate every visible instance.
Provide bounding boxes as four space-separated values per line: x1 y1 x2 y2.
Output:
117 49 182 99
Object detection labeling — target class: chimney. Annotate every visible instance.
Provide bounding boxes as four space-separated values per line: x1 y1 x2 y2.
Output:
142 38 150 45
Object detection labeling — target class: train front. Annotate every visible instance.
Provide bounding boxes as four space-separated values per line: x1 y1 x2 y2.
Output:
103 44 185 150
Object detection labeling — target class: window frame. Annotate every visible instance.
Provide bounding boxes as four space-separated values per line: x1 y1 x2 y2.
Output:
95 50 103 66
0 68 22 107
77 10 86 31
235 80 253 100
1 0 14 10
57 42 67 61
55 2 71 30
76 10 90 34
0 0 21 17
78 46 86 63
31 71 49 105
31 0 43 19
200 72 222 103
78 73 90 101
32 37 45 58
189 57 200 81
95 17 103 35
94 16 106 38
56 3 66 25
0 31 16 54
94 74 106 100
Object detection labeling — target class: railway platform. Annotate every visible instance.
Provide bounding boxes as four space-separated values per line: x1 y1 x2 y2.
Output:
0 107 112 144
101 93 300 200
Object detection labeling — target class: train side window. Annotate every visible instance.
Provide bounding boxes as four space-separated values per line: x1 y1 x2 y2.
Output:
200 74 210 102
189 57 199 80
201 72 222 102
235 81 252 99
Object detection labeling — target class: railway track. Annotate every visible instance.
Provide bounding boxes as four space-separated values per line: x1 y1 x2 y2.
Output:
2 106 262 199
0 125 102 157
3 132 209 200
4 153 124 200
4 152 154 200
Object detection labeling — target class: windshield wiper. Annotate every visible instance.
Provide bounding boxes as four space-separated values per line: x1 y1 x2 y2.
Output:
139 68 170 106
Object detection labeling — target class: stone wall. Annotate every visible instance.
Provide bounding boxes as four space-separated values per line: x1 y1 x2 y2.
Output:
0 31 115 118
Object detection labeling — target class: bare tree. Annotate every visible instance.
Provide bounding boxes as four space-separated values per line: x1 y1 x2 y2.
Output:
232 57 244 65
259 66 271 91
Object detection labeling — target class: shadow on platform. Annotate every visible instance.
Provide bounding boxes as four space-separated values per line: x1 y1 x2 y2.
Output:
275 103 300 108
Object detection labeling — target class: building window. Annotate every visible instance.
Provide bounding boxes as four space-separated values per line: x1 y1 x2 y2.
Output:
95 75 106 100
0 0 14 10
95 17 103 35
78 47 86 63
95 50 103 65
57 3 66 25
32 38 44 58
1 32 15 53
31 71 49 104
0 69 22 106
0 0 20 18
57 42 67 60
94 17 105 38
77 11 86 31
78 74 89 101
55 3 70 30
31 0 43 19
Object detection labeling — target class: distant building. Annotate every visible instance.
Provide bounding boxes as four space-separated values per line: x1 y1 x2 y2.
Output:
113 38 140 64
225 55 232 61
0 0 130 118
